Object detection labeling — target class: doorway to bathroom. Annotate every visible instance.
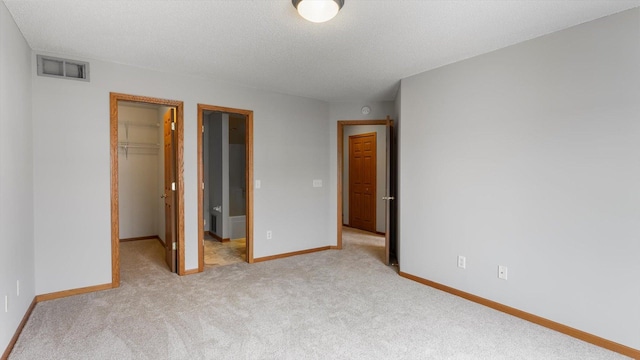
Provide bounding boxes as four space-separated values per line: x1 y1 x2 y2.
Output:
197 104 254 270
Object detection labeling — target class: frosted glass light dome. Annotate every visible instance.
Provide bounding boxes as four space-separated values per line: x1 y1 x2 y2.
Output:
293 0 344 23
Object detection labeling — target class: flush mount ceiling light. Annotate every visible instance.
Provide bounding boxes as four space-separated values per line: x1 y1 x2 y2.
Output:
292 0 344 23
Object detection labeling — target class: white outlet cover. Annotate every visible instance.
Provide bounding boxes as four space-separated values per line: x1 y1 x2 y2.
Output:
457 256 466 269
498 265 508 280
255 180 261 189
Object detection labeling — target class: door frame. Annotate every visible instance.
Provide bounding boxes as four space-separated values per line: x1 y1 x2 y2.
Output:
337 119 394 251
197 104 254 271
110 92 185 287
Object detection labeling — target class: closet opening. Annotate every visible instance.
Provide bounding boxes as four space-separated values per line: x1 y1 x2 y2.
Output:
110 93 185 287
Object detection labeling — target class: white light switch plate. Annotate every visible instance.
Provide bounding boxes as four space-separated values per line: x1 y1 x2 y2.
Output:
313 179 322 188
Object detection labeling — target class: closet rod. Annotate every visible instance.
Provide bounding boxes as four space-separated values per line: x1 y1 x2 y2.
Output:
118 142 160 149
118 121 160 128
118 142 160 159
120 121 160 139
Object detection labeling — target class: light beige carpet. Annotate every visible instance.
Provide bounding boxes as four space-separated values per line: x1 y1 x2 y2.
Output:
8 228 628 359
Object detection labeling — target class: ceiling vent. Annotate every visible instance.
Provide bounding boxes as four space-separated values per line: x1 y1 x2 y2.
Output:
37 55 89 81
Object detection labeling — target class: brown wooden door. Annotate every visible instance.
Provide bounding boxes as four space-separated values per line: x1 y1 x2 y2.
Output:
163 108 177 272
349 132 376 233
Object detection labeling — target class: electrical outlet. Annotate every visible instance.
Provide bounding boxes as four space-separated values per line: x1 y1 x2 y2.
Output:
457 256 466 269
498 265 508 280
266 230 272 240
313 179 323 188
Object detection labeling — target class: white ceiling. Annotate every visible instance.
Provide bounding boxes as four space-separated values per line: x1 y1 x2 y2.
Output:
4 0 639 102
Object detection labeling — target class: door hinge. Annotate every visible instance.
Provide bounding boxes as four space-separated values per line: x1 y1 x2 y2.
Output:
171 122 176 131
171 182 176 191
202 125 205 133
201 182 205 190
172 242 176 251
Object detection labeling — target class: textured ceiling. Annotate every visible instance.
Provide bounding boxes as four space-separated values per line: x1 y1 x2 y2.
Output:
4 0 640 102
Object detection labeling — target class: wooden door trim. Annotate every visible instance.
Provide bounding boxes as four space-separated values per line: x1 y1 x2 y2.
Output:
110 92 185 286
337 119 392 249
197 104 254 272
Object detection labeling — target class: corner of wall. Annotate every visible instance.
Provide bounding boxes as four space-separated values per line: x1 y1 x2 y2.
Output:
0 1 36 353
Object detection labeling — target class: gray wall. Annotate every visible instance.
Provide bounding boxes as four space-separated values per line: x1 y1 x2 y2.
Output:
0 2 35 351
203 112 245 237
229 144 246 217
220 114 229 239
208 112 229 239
393 87 402 263
342 125 386 233
202 113 210 232
399 8 640 350
31 52 331 295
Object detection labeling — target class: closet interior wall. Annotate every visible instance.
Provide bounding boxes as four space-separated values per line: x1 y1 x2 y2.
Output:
117 103 163 240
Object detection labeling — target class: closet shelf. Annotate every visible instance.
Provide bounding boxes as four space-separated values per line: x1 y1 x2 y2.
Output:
120 121 160 140
118 142 160 159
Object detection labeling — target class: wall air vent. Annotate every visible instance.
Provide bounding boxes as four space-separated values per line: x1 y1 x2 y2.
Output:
36 55 89 81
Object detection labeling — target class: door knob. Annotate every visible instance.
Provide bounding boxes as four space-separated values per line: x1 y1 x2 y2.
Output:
382 196 395 200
